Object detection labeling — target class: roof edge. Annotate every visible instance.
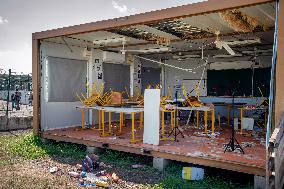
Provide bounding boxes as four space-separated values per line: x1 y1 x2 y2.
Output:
33 0 275 40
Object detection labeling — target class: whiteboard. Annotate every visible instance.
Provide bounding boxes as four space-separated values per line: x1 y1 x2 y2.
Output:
182 79 207 97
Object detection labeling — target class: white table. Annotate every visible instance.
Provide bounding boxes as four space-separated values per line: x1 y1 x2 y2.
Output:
176 106 215 134
76 105 144 143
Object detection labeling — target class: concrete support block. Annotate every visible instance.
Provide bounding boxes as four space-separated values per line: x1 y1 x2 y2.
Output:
254 175 266 189
153 157 170 171
86 146 104 154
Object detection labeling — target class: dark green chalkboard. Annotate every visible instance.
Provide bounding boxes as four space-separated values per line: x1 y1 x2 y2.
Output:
207 68 271 97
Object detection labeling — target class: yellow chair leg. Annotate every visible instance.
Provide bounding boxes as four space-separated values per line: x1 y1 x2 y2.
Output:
101 110 105 136
211 110 215 134
119 112 122 133
139 112 143 129
161 111 165 137
131 112 135 142
130 112 142 143
99 110 102 130
196 111 199 128
108 112 112 133
122 113 125 127
173 111 176 129
81 109 85 129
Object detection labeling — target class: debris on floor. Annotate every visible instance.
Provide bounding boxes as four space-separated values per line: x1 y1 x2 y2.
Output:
240 141 256 148
45 153 122 188
68 171 80 178
49 166 58 173
82 154 100 172
131 164 144 169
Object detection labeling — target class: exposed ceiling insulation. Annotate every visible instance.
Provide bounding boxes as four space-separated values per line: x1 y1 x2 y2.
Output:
219 10 267 33
108 27 171 44
147 20 214 40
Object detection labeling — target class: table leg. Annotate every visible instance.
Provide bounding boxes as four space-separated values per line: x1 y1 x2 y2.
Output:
139 112 143 129
101 110 105 136
171 112 174 129
119 112 123 133
108 112 112 133
81 109 85 129
211 109 215 134
131 112 135 143
204 111 208 134
240 108 243 134
196 111 199 128
98 110 101 130
121 113 124 127
162 111 165 137
173 111 176 129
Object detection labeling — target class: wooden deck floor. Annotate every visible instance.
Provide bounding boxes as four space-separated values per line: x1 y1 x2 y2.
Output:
42 121 266 176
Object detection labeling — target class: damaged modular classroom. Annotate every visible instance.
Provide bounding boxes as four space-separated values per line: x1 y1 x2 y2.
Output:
32 0 284 188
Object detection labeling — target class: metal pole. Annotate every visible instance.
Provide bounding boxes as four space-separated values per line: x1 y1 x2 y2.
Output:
6 69 11 117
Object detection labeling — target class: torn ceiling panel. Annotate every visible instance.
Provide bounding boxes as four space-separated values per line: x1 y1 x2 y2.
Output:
181 13 235 34
147 20 214 40
239 3 276 26
134 25 180 40
108 27 172 44
69 31 147 46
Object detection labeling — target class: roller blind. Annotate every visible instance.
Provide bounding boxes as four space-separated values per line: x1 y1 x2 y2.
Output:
47 57 87 102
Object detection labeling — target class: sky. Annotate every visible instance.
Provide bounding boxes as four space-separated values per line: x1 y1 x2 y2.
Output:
0 0 202 74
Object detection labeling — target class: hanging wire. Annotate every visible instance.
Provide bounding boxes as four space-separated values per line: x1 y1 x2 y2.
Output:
134 55 196 73
134 55 209 74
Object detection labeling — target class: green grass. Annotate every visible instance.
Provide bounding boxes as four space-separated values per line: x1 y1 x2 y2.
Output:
149 162 253 189
0 132 253 189
8 132 86 160
151 176 242 189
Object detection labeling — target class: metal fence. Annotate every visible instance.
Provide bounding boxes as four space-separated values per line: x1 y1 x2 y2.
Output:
0 68 32 116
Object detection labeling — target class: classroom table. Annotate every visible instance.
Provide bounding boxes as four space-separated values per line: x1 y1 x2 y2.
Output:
212 102 246 126
75 105 143 143
176 106 215 134
238 106 268 134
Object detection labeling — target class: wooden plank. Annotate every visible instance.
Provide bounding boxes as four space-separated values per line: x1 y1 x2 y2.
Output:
32 37 40 135
32 0 274 40
42 133 265 176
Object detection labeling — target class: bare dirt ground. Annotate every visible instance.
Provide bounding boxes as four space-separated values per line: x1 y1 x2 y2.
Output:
0 100 33 117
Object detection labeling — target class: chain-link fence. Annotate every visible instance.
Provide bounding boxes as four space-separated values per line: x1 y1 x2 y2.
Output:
0 68 33 118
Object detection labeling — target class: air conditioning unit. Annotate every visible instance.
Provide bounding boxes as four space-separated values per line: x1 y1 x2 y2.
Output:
103 51 125 64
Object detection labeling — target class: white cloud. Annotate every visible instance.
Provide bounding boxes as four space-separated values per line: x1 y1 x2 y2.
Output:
0 44 32 74
112 1 128 13
0 16 8 24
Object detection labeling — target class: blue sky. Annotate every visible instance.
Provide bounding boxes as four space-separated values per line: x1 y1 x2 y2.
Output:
0 0 202 74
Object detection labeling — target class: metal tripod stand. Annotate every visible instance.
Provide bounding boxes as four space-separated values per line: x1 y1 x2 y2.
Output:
224 93 245 154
